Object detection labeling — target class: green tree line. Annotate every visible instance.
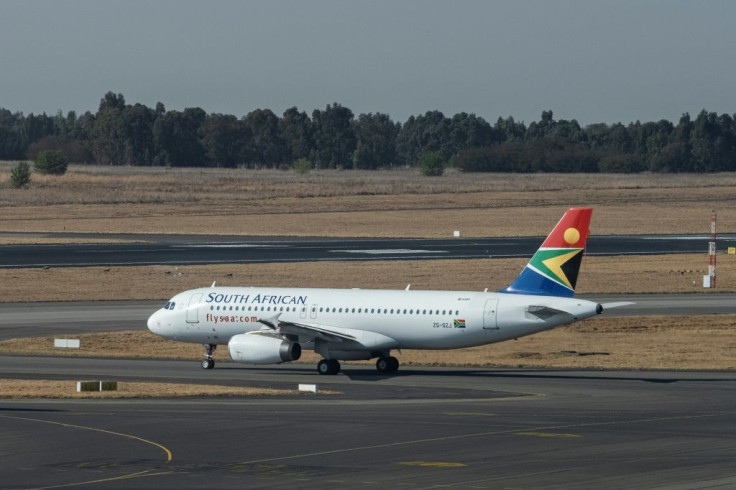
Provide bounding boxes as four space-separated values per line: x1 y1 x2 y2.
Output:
1 93 735 172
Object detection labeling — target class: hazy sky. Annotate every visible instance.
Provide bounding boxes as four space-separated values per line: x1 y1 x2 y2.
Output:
1 0 734 125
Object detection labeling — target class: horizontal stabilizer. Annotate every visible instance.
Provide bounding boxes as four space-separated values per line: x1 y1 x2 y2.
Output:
526 305 567 320
601 302 635 311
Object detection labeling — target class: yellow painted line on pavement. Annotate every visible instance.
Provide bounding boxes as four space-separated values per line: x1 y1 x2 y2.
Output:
234 412 730 468
443 412 496 417
399 461 467 468
0 413 173 488
516 431 581 438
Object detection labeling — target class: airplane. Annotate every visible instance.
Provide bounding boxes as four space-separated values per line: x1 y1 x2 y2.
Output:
147 207 629 375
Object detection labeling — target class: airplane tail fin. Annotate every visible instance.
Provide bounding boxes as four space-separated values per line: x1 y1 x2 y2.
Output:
502 208 592 297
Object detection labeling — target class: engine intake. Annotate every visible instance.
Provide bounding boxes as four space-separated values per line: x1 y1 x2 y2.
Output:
228 334 301 364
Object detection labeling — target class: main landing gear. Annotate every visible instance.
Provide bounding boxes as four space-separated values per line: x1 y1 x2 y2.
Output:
376 356 399 374
317 359 341 375
316 356 400 375
201 343 216 369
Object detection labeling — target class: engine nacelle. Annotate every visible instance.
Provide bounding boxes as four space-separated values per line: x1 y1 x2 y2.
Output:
228 334 301 364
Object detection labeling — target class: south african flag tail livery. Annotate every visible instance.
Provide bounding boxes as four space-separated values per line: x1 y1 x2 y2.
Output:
503 208 592 297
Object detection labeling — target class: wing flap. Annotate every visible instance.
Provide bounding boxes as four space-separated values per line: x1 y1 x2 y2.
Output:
257 314 397 349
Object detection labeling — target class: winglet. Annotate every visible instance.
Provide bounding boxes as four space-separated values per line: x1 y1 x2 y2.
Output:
502 208 592 297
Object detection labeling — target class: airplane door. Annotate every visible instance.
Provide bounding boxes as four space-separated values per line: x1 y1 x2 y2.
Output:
310 304 318 319
300 305 308 319
483 299 498 330
186 293 203 324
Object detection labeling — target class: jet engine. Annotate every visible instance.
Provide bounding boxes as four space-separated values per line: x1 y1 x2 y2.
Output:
228 334 301 364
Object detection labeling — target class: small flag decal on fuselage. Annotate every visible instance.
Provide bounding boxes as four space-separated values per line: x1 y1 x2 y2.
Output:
454 319 466 329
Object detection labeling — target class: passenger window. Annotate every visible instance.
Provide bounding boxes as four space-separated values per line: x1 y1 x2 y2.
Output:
390 309 394 314
422 309 426 314
210 305 214 311
371 309 375 313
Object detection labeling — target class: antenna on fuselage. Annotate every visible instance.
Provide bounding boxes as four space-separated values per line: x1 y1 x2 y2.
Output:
405 284 411 291
211 281 217 288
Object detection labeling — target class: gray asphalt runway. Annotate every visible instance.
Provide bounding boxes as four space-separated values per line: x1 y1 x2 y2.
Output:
1 357 735 489
1 234 735 488
2 293 734 341
3 232 734 268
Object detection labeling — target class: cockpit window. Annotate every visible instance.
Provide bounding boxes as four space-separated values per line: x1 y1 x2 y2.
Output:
163 302 171 309
163 302 176 310
169 302 176 310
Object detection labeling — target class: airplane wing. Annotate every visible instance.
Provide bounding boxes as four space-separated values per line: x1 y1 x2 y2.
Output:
257 314 398 349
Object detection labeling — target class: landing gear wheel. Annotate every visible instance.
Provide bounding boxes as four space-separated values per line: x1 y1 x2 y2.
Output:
376 356 399 374
201 343 217 370
387 356 399 373
317 359 341 375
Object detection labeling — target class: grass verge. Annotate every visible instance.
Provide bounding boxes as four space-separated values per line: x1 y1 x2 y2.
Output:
2 167 736 237
2 315 734 371
0 254 732 304
0 379 304 399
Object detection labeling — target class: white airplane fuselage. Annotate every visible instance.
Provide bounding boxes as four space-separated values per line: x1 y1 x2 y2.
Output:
148 286 601 352
146 208 614 374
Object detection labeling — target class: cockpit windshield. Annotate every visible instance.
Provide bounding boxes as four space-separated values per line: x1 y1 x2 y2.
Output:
163 301 176 310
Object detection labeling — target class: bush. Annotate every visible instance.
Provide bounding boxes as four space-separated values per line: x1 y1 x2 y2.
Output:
10 162 31 188
419 151 445 176
34 149 68 175
293 158 312 175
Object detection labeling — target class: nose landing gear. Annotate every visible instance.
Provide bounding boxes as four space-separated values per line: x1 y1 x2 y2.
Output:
201 343 217 369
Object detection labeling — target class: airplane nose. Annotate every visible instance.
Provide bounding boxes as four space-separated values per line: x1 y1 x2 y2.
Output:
147 311 159 333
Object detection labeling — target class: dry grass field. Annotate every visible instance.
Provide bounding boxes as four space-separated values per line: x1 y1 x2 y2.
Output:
1 164 735 374
1 315 733 371
0 378 305 399
1 164 736 238
0 254 733 303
